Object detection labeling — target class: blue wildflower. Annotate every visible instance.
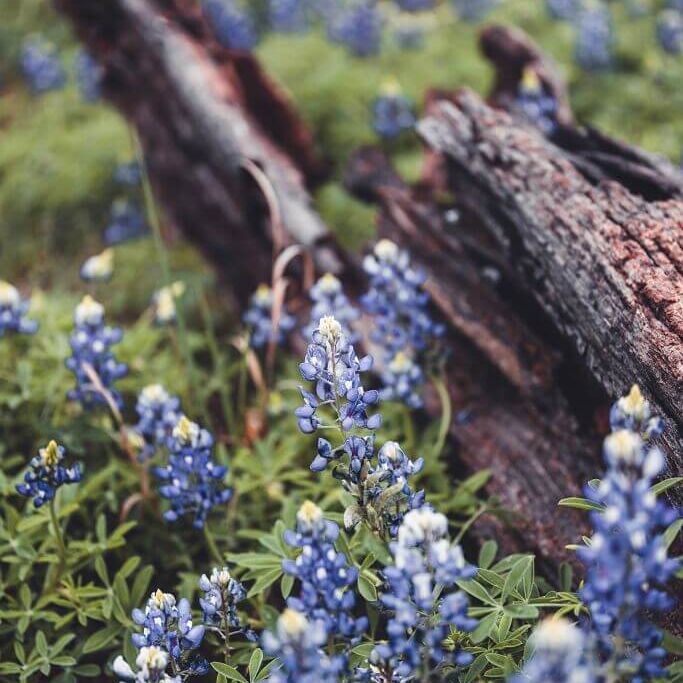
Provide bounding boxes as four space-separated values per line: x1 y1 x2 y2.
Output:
380 351 424 409
0 280 38 337
199 566 255 641
244 283 296 349
303 273 359 343
154 416 232 529
509 618 598 683
16 440 81 508
261 608 345 683
545 0 580 20
297 315 380 434
574 4 614 71
75 50 103 102
512 68 558 136
114 161 142 186
657 10 683 54
203 0 259 50
370 506 477 680
450 0 499 21
80 248 114 283
394 0 435 11
104 199 149 245
362 239 443 406
269 0 309 32
578 398 680 679
66 295 128 410
131 589 207 676
282 501 367 646
20 37 66 94
372 80 416 140
329 1 383 57
134 384 182 461
113 646 182 683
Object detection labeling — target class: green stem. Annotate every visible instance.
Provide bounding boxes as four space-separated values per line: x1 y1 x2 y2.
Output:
204 524 223 565
430 374 452 460
131 127 200 405
49 499 67 576
454 503 489 546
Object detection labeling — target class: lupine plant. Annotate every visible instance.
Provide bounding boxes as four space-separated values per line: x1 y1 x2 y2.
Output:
244 283 297 350
371 80 417 139
512 68 559 136
0 280 38 337
20 36 66 94
303 272 359 342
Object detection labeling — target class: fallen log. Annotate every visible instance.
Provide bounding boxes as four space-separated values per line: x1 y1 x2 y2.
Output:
55 0 338 304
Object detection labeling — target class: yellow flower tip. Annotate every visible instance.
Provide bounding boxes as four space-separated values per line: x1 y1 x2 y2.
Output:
621 384 646 419
374 239 399 262
605 429 641 464
318 272 341 292
173 415 195 444
297 500 323 526
389 351 412 372
521 67 541 92
380 77 402 97
42 440 61 467
279 608 308 638
255 283 272 300
0 280 20 306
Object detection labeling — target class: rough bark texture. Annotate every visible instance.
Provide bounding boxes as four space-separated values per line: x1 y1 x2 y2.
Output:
418 90 683 497
55 0 340 304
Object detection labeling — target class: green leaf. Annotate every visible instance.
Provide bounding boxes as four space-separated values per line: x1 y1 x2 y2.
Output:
248 649 264 681
281 573 294 600
456 579 497 606
663 519 682 550
247 568 282 598
502 556 534 601
652 477 683 497
469 610 500 644
212 662 249 683
357 574 378 602
82 624 121 654
503 604 539 620
558 497 605 512
478 540 498 569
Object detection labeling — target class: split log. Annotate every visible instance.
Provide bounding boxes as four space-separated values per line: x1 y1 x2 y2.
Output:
55 0 340 304
417 90 683 499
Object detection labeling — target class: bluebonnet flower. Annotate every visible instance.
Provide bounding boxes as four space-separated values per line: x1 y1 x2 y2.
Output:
66 295 128 409
394 0 435 11
282 501 367 645
657 10 683 54
261 608 345 683
297 315 380 434
329 1 383 57
203 0 259 50
362 240 443 406
574 4 614 71
371 507 477 680
104 199 149 245
450 0 499 21
509 618 597 683
512 68 558 136
304 273 359 342
362 239 444 356
151 282 186 326
377 441 425 513
114 161 142 186
16 440 81 508
131 589 207 677
371 80 416 139
134 384 182 461
269 0 309 32
75 50 103 102
244 283 296 349
199 566 255 641
113 646 182 683
545 0 580 20
154 416 232 529
20 37 66 94
0 280 38 337
80 248 114 283
379 351 424 408
578 386 680 680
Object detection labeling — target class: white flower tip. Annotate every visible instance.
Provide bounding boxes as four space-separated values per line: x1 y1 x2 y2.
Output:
604 430 642 464
318 315 342 343
374 239 399 262
279 608 308 639
0 280 20 307
297 500 323 526
75 294 104 326
532 617 582 652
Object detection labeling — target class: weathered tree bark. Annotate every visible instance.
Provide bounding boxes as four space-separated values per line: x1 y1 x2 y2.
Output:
417 90 683 497
55 1 682 602
55 0 341 304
